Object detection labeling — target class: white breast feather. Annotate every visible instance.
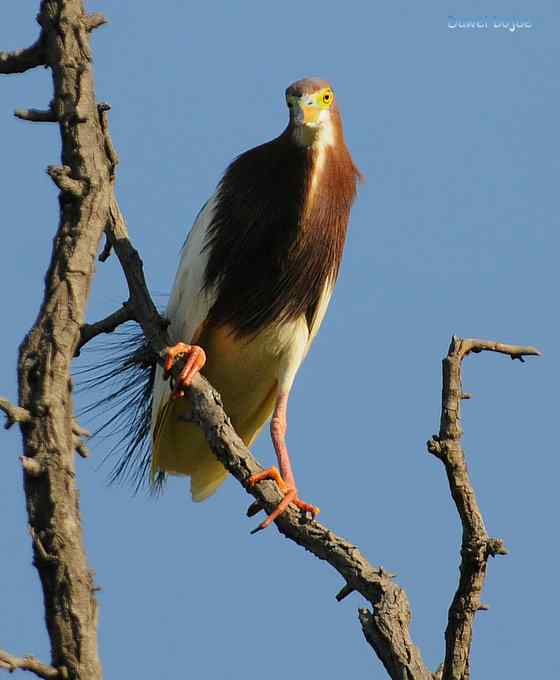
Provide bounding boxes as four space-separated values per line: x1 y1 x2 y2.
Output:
305 280 334 355
166 195 218 343
307 113 335 206
275 279 334 395
151 194 218 434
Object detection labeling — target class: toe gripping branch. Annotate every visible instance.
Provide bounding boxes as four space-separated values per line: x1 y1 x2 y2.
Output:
247 466 320 534
164 342 206 398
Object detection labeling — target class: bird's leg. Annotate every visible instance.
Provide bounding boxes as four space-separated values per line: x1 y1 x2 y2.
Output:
270 392 296 487
248 393 319 532
164 342 206 398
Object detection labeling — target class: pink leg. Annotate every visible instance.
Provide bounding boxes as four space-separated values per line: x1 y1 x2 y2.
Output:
247 392 319 532
270 393 296 489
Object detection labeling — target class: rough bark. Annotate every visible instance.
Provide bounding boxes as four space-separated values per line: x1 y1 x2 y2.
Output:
427 337 540 680
1 1 112 678
0 651 59 679
0 39 45 75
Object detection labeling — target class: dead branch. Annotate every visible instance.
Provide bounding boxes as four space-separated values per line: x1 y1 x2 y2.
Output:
0 39 45 75
2 2 111 678
0 650 60 679
15 107 58 122
20 455 43 476
72 419 91 458
187 368 434 679
46 165 86 197
72 420 91 439
97 233 113 262
455 337 542 361
0 397 31 429
82 12 107 32
76 303 135 355
427 335 540 680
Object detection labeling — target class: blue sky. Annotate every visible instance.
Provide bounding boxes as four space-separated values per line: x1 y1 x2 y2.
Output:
1 2 558 678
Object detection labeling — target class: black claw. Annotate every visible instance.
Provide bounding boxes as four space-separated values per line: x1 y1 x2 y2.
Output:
246 500 264 517
250 524 265 535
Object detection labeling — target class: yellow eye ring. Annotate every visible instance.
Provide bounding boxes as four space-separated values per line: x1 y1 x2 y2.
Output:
322 91 333 105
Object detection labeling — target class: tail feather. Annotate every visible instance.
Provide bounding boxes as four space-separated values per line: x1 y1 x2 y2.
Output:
76 322 228 500
150 367 228 499
75 324 164 493
191 461 228 501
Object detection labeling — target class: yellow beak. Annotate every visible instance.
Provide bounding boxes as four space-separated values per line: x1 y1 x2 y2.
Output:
296 101 319 126
302 104 319 124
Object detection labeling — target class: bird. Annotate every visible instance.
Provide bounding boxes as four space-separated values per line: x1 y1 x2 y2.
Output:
149 77 361 531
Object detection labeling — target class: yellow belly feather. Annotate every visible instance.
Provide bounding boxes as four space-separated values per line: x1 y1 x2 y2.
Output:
152 323 286 501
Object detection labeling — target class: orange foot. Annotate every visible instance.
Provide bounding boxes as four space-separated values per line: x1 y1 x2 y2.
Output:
164 342 206 398
247 466 320 534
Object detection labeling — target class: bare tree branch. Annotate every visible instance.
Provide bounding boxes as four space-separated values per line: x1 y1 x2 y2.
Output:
72 419 91 458
46 165 86 197
455 337 542 362
75 303 135 355
427 335 540 680
98 230 113 262
0 650 60 679
20 455 44 476
2 1 112 677
189 368 434 680
72 420 91 439
0 39 45 75
15 107 58 122
97 103 119 174
82 13 107 32
0 397 31 429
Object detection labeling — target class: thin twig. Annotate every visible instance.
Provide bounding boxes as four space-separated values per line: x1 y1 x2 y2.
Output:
82 13 108 32
76 303 135 355
336 583 355 602
456 337 542 361
0 650 60 679
46 165 86 197
21 456 43 477
427 335 540 680
98 230 113 262
0 397 31 429
72 420 91 439
97 103 119 175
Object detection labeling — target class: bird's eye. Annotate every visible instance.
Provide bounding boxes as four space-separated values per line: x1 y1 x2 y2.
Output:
322 91 333 105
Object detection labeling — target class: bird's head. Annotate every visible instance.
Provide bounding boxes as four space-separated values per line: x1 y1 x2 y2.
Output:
285 78 338 147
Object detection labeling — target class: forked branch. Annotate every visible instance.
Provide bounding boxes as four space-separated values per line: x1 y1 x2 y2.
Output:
427 335 540 680
76 303 135 355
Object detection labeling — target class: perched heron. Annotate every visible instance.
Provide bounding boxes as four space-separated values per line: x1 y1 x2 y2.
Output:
147 78 360 531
